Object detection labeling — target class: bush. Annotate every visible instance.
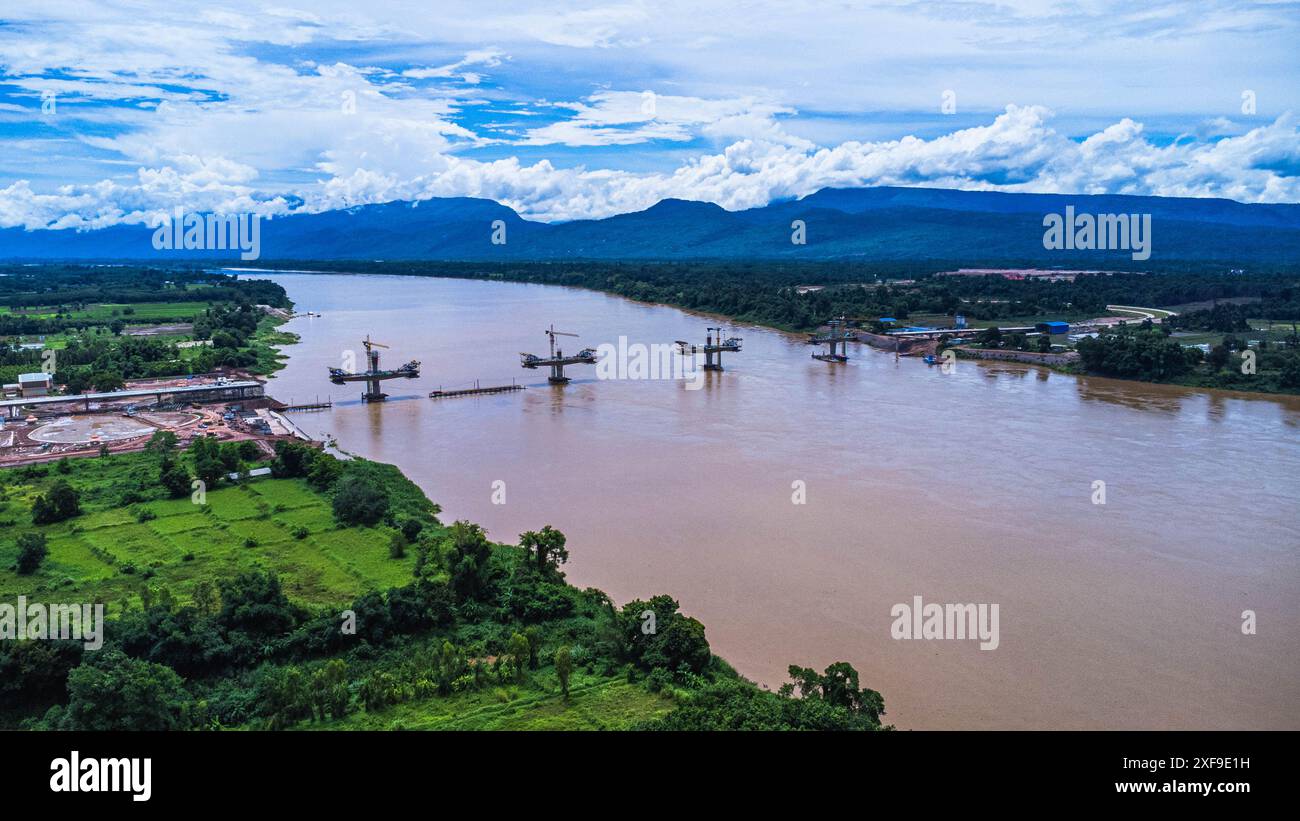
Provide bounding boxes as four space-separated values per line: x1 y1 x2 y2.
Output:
400 518 424 542
31 480 81 525
389 532 407 559
619 595 712 676
15 533 48 575
159 457 192 498
59 650 195 731
332 475 389 526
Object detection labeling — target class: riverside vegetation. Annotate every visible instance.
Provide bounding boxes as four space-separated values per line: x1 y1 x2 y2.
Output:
0 437 889 731
0 265 296 386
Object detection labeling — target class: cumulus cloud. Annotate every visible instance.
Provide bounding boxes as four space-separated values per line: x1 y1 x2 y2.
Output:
520 91 804 147
4 106 1300 229
0 160 295 230
0 1 1297 230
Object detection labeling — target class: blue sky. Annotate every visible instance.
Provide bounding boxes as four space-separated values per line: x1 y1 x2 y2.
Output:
0 0 1297 230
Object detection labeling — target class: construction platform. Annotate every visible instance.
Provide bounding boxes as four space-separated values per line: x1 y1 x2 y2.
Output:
327 336 420 401
809 318 858 363
521 325 597 384
676 327 743 371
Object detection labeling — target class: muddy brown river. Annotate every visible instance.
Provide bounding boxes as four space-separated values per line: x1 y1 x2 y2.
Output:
248 271 1300 730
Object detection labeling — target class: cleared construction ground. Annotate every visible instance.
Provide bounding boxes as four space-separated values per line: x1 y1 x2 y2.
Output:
27 415 158 444
0 373 303 467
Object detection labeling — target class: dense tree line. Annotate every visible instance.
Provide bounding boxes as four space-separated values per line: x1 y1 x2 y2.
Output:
1076 323 1300 391
253 259 1300 332
0 264 288 310
1166 298 1300 332
0 266 288 384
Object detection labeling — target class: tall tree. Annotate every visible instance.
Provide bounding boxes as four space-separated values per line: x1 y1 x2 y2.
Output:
15 532 48 575
554 645 573 701
519 525 569 575
506 632 529 684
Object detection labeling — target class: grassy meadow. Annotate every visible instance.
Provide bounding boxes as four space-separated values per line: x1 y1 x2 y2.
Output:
0 451 422 612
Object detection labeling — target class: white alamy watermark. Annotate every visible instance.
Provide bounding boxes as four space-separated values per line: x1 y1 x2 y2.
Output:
891 595 999 650
150 206 262 261
1042 206 1151 261
595 336 705 390
0 596 104 650
50 751 151 802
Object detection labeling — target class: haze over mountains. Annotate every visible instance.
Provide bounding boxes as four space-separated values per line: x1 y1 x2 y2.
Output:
3 187 1299 264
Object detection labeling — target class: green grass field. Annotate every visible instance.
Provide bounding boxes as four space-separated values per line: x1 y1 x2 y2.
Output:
1 450 693 733
297 670 675 731
3 301 216 323
0 452 419 611
1166 319 1297 349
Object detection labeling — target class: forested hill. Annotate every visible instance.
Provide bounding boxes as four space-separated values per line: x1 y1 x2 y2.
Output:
2 186 1298 264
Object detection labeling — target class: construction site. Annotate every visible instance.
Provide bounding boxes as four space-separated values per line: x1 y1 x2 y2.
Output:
1 304 1113 470
0 372 308 468
1 299 1135 471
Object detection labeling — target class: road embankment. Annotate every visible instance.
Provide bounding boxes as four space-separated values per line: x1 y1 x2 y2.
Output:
955 348 1080 366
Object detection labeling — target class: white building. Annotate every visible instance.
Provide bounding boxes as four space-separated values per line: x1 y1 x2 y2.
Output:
17 372 54 397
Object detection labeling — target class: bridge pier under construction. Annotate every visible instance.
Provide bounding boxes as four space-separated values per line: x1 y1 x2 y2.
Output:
328 336 420 401
676 326 742 371
521 325 598 384
809 318 857 362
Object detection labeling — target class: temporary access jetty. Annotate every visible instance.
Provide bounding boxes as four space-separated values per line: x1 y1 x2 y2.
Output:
429 380 524 399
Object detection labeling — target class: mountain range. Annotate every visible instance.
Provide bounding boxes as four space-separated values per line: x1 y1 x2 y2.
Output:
3 186 1299 264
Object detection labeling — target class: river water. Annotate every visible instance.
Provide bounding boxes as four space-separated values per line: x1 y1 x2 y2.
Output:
248 271 1300 730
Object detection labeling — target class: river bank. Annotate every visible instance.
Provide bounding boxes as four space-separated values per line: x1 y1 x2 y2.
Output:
251 270 1300 730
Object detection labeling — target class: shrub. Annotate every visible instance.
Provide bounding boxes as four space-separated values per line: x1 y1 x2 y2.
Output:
332 475 389 526
388 532 407 559
159 458 191 498
31 481 81 525
59 650 195 731
400 518 424 542
15 533 48 575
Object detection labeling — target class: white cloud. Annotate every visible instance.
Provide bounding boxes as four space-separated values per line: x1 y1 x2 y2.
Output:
402 48 505 81
0 1 1297 231
289 107 1300 220
521 91 804 147
4 106 1298 229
